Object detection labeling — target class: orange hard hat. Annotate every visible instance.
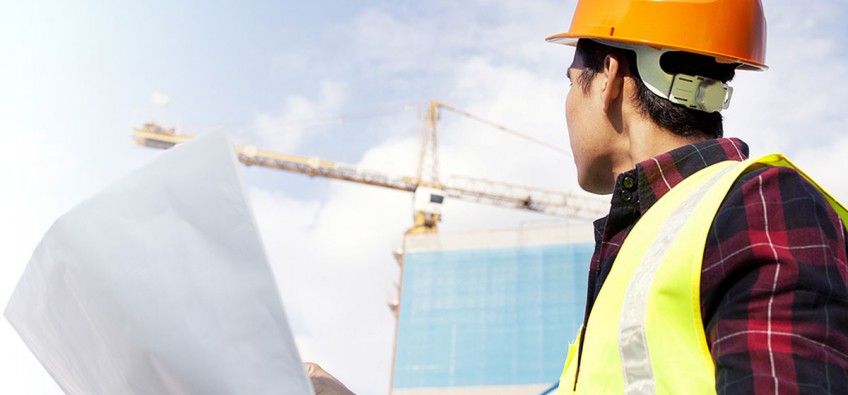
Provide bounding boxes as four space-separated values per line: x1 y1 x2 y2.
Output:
546 0 768 70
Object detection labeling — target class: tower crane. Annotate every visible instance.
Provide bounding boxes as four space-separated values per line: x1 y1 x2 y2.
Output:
131 100 607 234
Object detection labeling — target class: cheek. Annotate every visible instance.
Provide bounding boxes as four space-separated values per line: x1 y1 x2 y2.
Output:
564 88 577 140
564 86 595 186
564 87 583 152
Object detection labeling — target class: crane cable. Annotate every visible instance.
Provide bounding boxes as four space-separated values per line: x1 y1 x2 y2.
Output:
435 102 573 157
263 103 418 129
231 100 572 157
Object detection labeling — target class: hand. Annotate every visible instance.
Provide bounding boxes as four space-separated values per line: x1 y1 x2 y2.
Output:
304 362 356 395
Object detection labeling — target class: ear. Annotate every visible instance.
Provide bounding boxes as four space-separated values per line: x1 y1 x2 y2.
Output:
600 54 624 114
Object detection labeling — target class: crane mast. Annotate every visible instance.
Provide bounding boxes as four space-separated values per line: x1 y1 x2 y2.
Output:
131 101 607 233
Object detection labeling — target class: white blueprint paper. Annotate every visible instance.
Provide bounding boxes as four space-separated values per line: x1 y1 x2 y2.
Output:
5 132 313 395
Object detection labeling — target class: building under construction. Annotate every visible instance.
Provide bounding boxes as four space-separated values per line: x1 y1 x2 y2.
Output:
391 223 593 395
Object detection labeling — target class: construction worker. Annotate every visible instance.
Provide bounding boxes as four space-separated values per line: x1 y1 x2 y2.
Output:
547 0 848 394
306 1 848 394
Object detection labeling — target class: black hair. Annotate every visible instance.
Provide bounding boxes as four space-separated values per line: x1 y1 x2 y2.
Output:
575 39 738 138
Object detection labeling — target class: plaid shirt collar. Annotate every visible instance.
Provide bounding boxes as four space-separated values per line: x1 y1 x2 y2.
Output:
613 137 749 215
592 138 750 241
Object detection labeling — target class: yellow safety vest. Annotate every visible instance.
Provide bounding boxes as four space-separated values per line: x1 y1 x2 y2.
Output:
558 154 848 395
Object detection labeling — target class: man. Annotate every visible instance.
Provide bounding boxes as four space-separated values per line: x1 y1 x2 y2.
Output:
547 0 848 394
308 0 848 394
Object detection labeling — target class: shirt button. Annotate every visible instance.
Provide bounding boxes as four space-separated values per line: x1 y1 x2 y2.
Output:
622 176 636 190
621 190 633 203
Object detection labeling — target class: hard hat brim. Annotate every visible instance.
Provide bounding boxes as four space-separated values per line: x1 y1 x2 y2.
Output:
545 32 768 71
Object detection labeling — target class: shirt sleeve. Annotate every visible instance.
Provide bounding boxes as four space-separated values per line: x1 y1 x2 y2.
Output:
701 166 848 395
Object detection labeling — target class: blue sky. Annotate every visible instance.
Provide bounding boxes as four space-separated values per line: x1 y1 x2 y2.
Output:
2 1 848 394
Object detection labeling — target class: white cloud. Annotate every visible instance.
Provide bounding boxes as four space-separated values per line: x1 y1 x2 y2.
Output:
348 9 437 75
357 135 421 178
793 134 848 203
253 80 348 152
442 57 572 185
465 0 570 64
249 180 409 394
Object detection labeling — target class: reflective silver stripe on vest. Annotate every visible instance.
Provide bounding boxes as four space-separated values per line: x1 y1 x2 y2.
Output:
619 163 738 394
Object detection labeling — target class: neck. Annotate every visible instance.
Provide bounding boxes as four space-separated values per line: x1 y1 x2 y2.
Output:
613 113 708 178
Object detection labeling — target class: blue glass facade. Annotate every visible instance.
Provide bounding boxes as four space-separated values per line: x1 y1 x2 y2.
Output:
393 242 594 389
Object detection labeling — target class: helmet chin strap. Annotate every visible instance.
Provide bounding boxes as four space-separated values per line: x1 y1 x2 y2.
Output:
595 40 734 113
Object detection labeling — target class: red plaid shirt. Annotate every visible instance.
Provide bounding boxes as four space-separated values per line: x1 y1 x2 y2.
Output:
582 138 848 394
